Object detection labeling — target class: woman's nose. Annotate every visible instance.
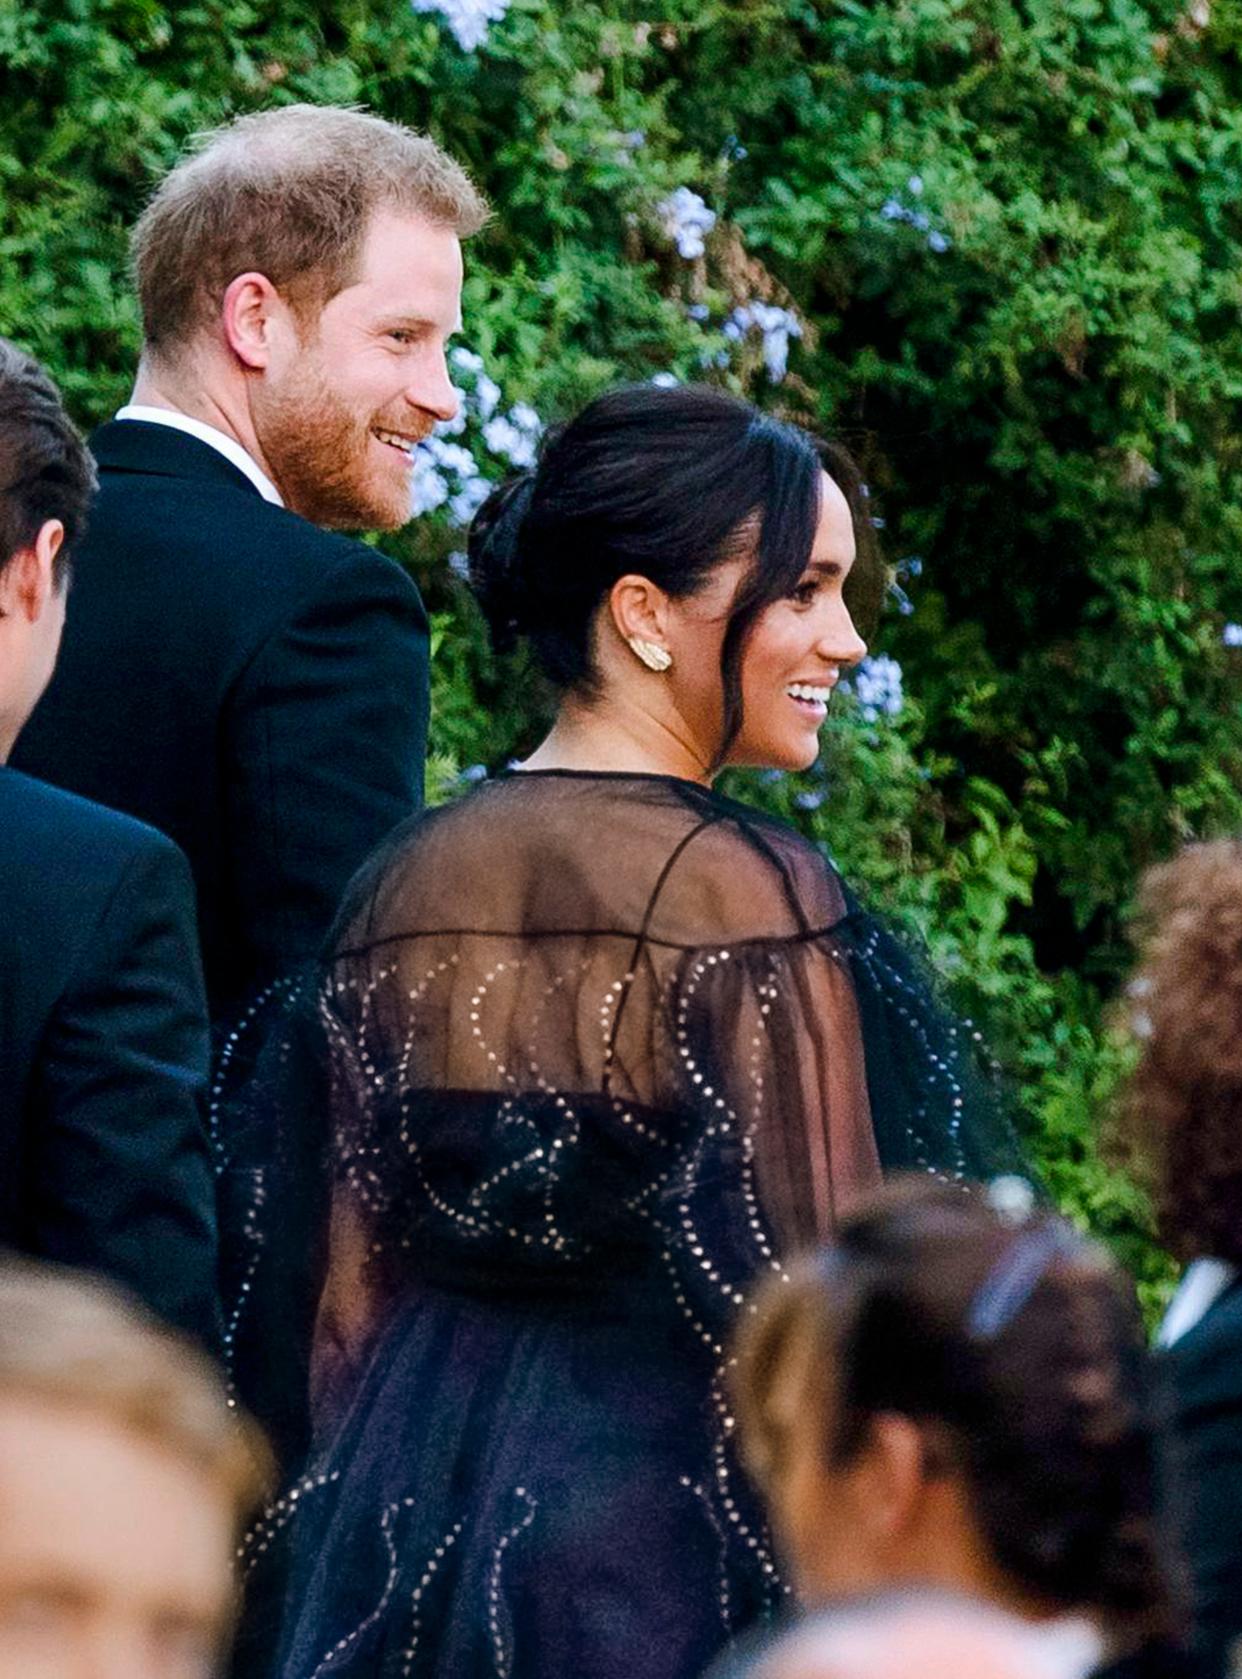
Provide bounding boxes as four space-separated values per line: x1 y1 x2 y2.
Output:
820 605 867 667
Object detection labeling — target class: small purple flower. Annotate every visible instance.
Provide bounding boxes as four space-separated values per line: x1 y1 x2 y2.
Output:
658 187 717 260
887 581 915 617
409 0 510 52
724 301 802 382
409 452 450 517
449 476 491 525
482 414 538 469
851 654 904 722
927 229 951 254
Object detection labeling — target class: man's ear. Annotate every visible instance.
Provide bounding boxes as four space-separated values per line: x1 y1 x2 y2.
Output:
221 272 291 371
0 520 64 621
608 574 671 650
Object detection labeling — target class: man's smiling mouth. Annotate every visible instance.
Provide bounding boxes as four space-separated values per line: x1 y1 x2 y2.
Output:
372 427 419 460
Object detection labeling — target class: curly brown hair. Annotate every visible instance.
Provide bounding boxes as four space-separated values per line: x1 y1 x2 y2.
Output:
1119 838 1242 1266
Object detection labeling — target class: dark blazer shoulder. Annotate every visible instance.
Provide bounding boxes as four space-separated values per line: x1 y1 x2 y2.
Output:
0 768 198 1081
89 419 422 619
0 767 183 882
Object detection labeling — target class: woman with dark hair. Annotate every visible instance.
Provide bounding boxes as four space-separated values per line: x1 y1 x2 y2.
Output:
1120 839 1242 1676
731 1179 1195 1679
263 385 1018 1679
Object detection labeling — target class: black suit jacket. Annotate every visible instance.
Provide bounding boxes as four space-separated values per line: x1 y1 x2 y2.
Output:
0 767 219 1346
1164 1277 1242 1678
13 420 429 1020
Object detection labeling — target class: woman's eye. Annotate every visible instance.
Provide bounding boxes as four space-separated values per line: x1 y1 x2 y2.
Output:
791 582 819 607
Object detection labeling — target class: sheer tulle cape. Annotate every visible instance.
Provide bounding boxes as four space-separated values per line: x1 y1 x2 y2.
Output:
225 772 1025 1678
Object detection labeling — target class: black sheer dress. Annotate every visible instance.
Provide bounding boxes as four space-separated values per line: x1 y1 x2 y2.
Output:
244 771 1016 1679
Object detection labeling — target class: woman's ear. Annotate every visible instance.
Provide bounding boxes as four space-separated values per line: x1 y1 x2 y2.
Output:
855 1412 931 1549
608 574 671 650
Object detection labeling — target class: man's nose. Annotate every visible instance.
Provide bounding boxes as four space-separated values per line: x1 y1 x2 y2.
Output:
408 350 459 425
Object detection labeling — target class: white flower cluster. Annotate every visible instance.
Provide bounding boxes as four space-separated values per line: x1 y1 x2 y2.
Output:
408 346 543 525
880 175 952 254
1224 623 1242 648
658 187 717 260
723 301 803 382
409 0 509 52
848 653 905 722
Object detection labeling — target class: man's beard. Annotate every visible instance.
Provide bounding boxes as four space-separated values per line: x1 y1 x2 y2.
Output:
256 359 427 532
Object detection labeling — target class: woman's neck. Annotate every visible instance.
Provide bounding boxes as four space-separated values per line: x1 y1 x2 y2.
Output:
520 696 714 786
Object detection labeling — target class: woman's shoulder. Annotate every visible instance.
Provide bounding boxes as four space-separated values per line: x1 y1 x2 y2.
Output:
647 785 851 947
329 773 851 954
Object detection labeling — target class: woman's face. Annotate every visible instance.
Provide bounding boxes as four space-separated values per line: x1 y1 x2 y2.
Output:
733 471 867 770
664 471 867 774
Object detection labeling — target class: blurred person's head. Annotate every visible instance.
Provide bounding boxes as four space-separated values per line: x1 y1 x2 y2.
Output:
469 382 883 778
130 104 487 530
0 1259 270 1679
1118 838 1242 1267
0 338 96 762
732 1179 1179 1658
748 1591 1095 1679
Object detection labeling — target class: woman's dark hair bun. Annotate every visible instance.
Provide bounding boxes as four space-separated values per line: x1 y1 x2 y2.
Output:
467 470 537 654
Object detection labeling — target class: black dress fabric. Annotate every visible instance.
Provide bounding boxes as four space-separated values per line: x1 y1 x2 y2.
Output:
240 771 1020 1679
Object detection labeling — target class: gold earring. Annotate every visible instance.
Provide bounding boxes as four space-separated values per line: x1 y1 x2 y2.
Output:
627 636 673 673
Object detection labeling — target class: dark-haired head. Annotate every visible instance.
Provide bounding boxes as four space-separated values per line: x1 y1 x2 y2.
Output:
0 339 96 761
468 384 879 772
0 338 95 591
732 1179 1182 1656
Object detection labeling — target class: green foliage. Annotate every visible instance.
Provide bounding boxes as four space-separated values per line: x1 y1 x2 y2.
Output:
8 0 1241 1307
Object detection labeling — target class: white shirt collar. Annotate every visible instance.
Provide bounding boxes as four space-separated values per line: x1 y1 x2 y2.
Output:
1157 1257 1237 1349
114 404 284 506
